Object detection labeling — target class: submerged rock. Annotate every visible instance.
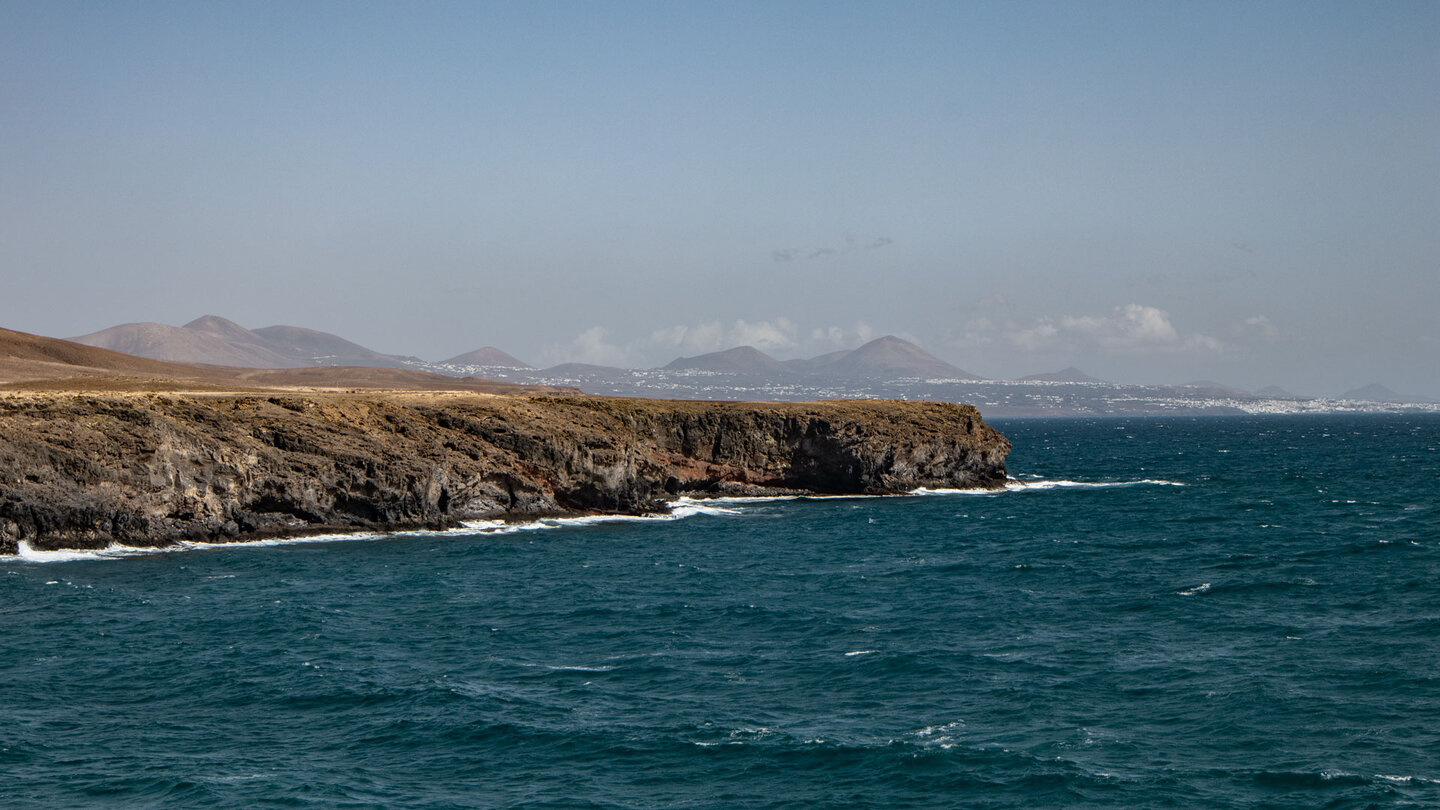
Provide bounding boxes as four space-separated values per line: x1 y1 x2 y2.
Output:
0 392 1009 553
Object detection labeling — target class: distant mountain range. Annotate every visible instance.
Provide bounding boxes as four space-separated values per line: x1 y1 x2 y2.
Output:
1254 385 1299 398
54 316 1433 406
1016 367 1107 384
441 347 533 368
665 345 790 374
667 335 979 380
70 316 421 370
72 318 981 383
1340 383 1410 403
0 326 567 395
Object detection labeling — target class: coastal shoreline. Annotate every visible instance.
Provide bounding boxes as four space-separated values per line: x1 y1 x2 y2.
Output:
0 389 1010 554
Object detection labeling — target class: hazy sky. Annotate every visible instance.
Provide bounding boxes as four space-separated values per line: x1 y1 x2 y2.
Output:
2 1 1436 396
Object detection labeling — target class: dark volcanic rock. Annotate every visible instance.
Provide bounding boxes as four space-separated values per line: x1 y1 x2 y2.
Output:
0 393 1009 553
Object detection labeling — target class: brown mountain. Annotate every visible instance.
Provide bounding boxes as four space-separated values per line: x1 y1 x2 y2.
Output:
442 347 533 368
70 315 419 369
821 336 978 380
250 324 419 368
70 318 297 368
0 326 223 386
0 326 567 395
782 349 850 373
661 337 977 380
664 345 789 374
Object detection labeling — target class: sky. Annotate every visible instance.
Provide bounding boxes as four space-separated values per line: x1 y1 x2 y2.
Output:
1 1 1436 397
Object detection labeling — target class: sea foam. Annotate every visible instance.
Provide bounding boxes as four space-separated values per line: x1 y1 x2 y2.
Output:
911 478 1184 496
2 480 1181 564
1 498 742 564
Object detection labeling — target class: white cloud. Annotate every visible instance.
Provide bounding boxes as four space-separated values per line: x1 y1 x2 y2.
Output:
807 322 876 352
649 322 725 355
968 304 1225 356
1237 315 1281 342
650 318 797 356
1010 319 1058 351
1060 304 1180 350
539 326 631 367
729 317 797 351
809 325 846 347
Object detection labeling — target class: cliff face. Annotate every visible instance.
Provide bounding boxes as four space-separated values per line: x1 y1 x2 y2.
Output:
0 392 1010 553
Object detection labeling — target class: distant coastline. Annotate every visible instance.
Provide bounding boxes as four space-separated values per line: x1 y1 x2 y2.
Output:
60 316 1437 418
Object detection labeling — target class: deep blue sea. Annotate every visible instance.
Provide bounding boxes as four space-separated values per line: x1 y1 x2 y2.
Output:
3 414 1438 809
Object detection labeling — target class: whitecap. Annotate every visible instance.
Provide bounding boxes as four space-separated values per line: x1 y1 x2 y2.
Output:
1177 583 1212 596
14 540 166 563
1376 773 1440 785
911 478 1184 497
4 529 389 564
1004 478 1185 490
182 531 385 550
458 498 742 535
2 498 755 564
913 720 966 749
844 649 879 657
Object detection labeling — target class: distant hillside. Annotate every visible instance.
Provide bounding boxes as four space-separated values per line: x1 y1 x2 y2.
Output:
1017 367 1106 384
252 324 421 368
1341 383 1410 402
540 363 629 377
664 346 789 374
661 336 976 380
71 318 296 368
71 316 417 369
0 326 570 396
1255 385 1299 399
820 336 978 380
0 326 226 385
442 347 533 368
782 349 850 374
1179 380 1249 396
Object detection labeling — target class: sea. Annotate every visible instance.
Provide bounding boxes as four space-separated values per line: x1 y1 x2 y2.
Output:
3 414 1437 809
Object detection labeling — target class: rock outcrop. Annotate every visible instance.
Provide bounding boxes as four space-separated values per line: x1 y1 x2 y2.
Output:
0 392 1010 553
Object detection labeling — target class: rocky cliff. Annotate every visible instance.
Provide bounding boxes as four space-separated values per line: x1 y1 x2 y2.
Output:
0 392 1010 553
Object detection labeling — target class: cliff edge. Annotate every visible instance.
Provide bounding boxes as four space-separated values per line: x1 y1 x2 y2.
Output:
0 392 1010 553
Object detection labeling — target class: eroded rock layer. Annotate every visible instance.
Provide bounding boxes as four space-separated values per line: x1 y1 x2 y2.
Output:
0 392 1010 553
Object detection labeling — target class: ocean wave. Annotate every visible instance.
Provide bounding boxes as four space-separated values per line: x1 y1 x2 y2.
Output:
2 480 1187 565
12 542 162 563
5 530 393 563
912 478 1184 496
1 499 746 565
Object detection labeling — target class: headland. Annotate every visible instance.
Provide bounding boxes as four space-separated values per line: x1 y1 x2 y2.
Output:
0 328 1010 553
